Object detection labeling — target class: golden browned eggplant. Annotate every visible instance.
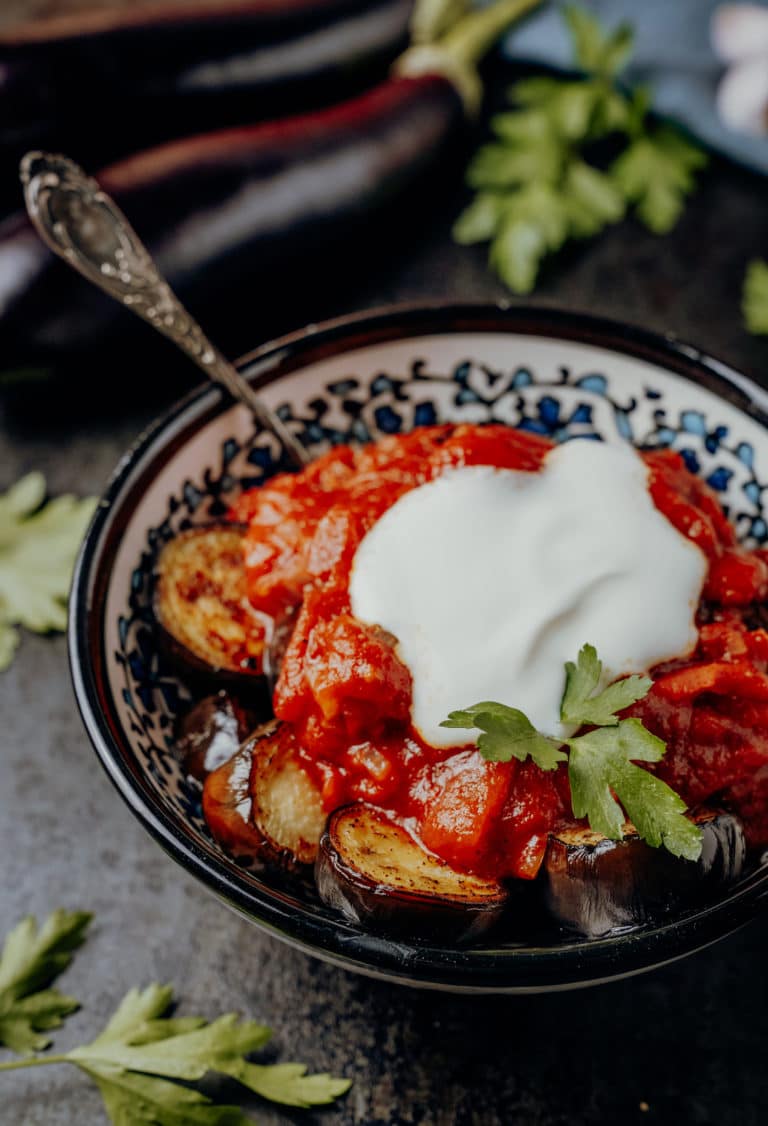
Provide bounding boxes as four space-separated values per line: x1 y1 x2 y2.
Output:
543 809 746 938
154 525 269 693
248 723 326 870
316 805 508 942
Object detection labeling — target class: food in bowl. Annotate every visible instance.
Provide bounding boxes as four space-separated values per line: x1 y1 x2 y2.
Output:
153 422 768 941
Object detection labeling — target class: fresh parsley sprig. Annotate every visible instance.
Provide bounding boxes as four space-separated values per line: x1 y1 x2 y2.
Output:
0 910 351 1123
0 909 91 1054
442 643 703 861
743 259 768 335
453 4 707 293
0 472 96 671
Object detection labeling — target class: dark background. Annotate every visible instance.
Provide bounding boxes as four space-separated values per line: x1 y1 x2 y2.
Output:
2 4 768 1124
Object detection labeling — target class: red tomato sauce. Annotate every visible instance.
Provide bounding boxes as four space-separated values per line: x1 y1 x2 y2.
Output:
229 425 768 879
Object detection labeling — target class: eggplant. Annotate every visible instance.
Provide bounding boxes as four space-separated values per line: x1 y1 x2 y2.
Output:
0 0 537 371
543 809 747 938
202 736 271 862
0 0 413 212
316 804 508 942
174 690 260 781
153 525 270 700
248 722 326 869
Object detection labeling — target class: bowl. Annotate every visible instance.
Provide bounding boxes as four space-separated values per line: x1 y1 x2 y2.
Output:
69 302 768 993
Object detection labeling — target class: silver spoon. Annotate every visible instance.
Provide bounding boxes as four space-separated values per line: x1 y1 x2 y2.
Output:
20 151 311 468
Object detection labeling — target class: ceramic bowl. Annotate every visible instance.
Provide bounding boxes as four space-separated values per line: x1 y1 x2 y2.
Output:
70 302 768 993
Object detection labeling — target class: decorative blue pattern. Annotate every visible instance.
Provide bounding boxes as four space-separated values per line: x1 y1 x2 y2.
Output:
110 351 768 848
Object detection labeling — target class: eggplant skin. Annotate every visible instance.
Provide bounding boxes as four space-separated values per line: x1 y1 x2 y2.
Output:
316 805 508 943
174 690 260 781
544 809 747 938
0 0 413 210
202 735 271 863
0 74 463 367
248 723 326 870
153 525 270 700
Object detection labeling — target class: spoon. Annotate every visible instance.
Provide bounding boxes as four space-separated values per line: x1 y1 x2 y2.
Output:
20 151 311 469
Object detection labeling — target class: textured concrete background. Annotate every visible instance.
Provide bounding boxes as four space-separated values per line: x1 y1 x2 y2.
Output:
2 7 768 1119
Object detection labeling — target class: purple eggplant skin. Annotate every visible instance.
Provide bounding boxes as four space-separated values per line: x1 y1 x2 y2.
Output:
543 809 747 939
0 0 413 214
316 804 509 944
0 73 465 369
174 690 261 782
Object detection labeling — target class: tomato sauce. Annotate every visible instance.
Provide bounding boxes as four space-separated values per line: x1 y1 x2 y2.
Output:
229 426 768 879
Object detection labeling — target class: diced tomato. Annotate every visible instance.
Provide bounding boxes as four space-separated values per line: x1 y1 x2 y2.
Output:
495 762 569 879
704 548 768 605
429 424 553 474
698 621 750 661
302 613 412 742
418 751 513 872
653 660 768 703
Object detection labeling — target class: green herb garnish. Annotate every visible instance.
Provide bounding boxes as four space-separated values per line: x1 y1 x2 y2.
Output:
0 472 97 671
0 909 351 1123
442 643 703 860
453 3 707 293
0 909 91 1054
743 259 768 335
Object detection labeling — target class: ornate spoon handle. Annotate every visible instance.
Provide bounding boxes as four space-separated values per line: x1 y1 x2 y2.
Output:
20 151 311 468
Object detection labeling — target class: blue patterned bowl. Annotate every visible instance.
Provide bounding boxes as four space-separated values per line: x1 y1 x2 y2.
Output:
69 303 768 992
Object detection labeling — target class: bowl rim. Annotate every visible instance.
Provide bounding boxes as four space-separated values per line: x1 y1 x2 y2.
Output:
69 300 768 991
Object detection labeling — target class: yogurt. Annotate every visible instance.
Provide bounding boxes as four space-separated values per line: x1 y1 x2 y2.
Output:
349 440 708 747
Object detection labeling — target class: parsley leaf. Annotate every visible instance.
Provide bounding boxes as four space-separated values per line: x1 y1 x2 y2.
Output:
0 918 351 1122
561 643 652 727
563 3 633 79
0 473 96 671
568 720 703 859
87 1069 251 1126
231 1062 352 1108
562 161 625 237
610 125 707 234
442 646 703 860
453 3 706 293
0 909 91 1053
442 701 567 769
488 184 570 294
69 1007 270 1080
743 259 768 334
67 991 350 1118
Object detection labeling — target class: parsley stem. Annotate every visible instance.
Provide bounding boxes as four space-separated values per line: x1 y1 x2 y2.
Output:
0 1054 69 1072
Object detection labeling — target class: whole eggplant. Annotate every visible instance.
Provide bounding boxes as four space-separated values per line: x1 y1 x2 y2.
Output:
0 0 540 377
0 0 413 212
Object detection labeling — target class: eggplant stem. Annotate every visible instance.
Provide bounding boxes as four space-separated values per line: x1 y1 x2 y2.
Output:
410 0 471 45
441 0 544 67
397 0 543 115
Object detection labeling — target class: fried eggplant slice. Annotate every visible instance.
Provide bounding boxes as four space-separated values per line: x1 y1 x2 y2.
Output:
154 524 268 687
316 805 508 942
175 690 259 781
249 723 326 870
544 808 746 937
202 736 269 862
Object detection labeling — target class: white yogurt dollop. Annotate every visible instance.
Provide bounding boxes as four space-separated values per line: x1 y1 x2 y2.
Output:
348 440 707 747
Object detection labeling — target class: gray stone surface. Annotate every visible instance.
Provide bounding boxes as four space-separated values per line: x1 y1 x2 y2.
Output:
3 117 768 1126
